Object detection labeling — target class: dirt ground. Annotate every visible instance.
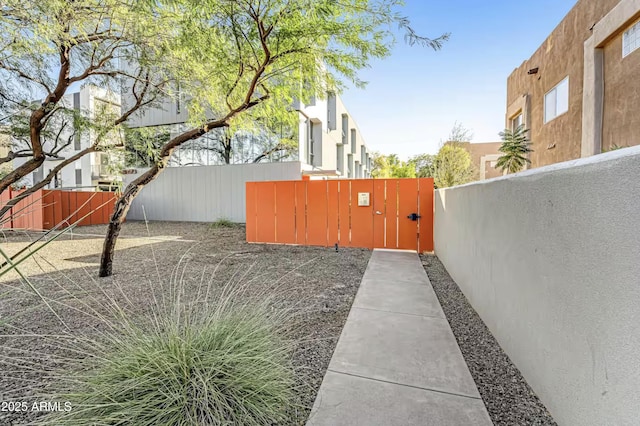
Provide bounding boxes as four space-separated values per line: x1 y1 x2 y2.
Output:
0 221 371 425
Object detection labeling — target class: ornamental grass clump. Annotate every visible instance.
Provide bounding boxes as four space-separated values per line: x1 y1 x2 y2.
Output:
59 311 292 424
0 205 299 425
42 296 297 426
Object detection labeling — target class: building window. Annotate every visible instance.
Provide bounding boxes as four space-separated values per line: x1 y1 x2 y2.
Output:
75 160 82 186
544 77 569 123
327 91 337 130
337 144 344 175
309 121 316 165
511 113 523 131
350 128 356 153
341 114 348 144
623 20 640 57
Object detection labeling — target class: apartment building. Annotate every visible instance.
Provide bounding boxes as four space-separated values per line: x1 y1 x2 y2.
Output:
296 92 372 178
506 0 640 168
0 131 10 178
13 85 123 190
123 87 372 178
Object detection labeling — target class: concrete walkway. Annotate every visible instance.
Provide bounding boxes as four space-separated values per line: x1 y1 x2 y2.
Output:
307 249 493 426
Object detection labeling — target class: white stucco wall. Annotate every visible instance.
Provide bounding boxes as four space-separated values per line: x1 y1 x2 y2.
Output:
434 146 640 426
123 161 303 222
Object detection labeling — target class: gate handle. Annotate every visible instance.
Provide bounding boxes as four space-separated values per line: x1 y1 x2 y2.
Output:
375 211 383 215
407 213 421 221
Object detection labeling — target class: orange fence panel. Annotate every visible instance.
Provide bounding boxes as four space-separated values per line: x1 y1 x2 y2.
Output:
418 178 434 252
349 180 374 249
89 192 108 225
42 190 64 229
0 189 12 229
12 190 43 230
384 180 399 249
397 179 419 250
102 192 116 224
327 181 339 247
337 181 351 247
255 182 276 243
75 192 93 227
42 190 56 229
275 181 296 244
245 183 257 242
372 180 386 248
294 181 306 244
68 191 80 225
306 181 328 247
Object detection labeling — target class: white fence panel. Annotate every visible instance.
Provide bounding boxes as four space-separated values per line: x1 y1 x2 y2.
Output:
123 162 302 222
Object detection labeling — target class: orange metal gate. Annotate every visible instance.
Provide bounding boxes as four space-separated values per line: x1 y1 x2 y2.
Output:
246 178 433 252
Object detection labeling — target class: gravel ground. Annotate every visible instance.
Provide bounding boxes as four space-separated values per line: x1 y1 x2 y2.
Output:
0 221 370 425
420 254 557 426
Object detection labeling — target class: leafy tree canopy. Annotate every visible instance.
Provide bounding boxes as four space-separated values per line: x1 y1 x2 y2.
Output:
371 152 416 178
433 144 473 188
408 153 436 178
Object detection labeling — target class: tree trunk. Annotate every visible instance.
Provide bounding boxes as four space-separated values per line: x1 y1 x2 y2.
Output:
99 162 162 277
222 135 232 164
98 120 228 277
98 95 267 277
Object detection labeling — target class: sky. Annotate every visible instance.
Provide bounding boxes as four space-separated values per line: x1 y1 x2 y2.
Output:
339 0 578 159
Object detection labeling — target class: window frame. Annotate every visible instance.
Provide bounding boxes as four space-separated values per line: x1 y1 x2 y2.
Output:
510 112 523 131
544 77 569 124
623 19 640 58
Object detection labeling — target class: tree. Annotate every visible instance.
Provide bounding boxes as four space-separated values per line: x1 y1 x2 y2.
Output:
409 153 436 178
496 125 533 174
370 151 390 178
91 0 448 276
371 153 416 178
0 0 169 218
443 121 473 146
432 144 473 188
390 158 416 178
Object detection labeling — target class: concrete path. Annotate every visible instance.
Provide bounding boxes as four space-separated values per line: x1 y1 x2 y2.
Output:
307 249 493 426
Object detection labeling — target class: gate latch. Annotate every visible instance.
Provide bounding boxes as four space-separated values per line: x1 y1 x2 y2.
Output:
407 213 421 221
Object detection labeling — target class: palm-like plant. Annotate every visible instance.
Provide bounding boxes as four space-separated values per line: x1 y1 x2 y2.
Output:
497 125 533 174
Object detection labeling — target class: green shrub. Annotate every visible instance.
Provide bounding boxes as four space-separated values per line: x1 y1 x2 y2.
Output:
42 300 296 425
210 218 236 229
603 144 628 152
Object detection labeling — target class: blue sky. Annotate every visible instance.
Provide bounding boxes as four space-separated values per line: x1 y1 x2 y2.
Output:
340 0 578 158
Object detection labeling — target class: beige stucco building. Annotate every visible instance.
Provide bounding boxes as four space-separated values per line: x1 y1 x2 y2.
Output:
506 0 640 168
460 142 503 180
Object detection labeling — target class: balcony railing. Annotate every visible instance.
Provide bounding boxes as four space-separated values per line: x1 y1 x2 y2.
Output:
91 164 116 179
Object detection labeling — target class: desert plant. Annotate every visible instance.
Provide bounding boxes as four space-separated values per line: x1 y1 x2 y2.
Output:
210 218 236 229
42 300 296 425
497 125 533 174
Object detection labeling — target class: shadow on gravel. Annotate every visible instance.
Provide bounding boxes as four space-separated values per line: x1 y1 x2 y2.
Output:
420 253 557 426
0 223 371 426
